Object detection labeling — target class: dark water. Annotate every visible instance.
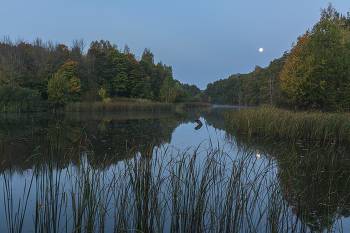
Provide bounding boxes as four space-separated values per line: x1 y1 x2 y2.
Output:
0 105 350 232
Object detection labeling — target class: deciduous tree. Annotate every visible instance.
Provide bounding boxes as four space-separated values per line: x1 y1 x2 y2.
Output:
280 4 350 111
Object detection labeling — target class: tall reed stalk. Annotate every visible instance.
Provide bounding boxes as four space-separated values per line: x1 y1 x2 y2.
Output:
65 101 174 112
2 123 349 232
176 102 211 109
226 107 350 142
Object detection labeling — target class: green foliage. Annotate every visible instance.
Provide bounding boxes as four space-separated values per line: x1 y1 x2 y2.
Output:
48 59 83 105
182 83 201 96
125 53 144 97
103 50 129 96
205 58 288 106
267 53 288 107
141 48 154 64
0 85 43 112
89 39 118 53
2 4 350 111
57 58 81 80
0 38 197 106
280 4 350 111
47 73 70 104
160 76 176 103
204 4 350 111
205 74 243 104
242 66 270 105
139 76 154 99
99 50 145 98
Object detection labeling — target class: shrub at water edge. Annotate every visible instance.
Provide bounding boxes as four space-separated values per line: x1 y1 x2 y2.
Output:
0 85 43 112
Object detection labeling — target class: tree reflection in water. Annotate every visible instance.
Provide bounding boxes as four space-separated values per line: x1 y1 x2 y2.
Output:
228 131 350 232
1 107 350 232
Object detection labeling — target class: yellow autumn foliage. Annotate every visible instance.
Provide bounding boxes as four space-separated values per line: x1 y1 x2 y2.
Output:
47 73 70 104
68 76 82 94
280 8 350 111
280 31 312 107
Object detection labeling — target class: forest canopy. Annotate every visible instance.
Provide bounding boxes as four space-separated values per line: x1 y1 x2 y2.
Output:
1 4 349 112
205 4 350 111
0 38 203 108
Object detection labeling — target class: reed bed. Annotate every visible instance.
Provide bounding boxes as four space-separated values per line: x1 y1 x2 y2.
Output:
1 127 296 232
2 121 349 232
176 102 211 109
226 106 350 142
65 101 174 112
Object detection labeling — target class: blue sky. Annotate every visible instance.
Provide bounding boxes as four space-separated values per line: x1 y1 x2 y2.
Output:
1 0 349 89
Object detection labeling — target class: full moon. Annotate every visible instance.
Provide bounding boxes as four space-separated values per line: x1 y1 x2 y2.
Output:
259 48 263 52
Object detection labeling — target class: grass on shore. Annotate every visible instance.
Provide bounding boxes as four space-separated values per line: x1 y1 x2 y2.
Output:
65 101 211 112
65 101 174 112
176 102 211 109
226 106 350 142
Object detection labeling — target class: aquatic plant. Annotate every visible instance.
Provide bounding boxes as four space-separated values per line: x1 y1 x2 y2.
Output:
226 106 350 142
176 102 211 109
2 119 350 232
65 101 174 112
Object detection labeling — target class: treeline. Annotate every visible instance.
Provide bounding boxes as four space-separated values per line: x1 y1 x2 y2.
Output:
205 53 286 106
0 37 203 110
206 4 350 111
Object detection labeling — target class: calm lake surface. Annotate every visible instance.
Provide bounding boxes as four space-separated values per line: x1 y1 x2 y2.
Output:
1 105 350 232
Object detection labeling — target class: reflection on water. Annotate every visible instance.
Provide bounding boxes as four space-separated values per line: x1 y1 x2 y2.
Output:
1 106 350 232
228 132 350 232
0 107 231 171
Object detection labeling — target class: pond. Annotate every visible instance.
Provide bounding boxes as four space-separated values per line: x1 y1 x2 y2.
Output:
0 105 350 232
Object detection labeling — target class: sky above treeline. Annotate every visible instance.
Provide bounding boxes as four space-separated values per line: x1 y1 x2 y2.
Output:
1 1 349 90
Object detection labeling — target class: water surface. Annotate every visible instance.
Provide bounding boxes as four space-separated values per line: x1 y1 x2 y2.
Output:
1 106 350 232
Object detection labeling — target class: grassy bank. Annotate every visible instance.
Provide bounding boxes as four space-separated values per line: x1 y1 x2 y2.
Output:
65 101 174 112
176 102 211 109
65 101 211 112
226 107 350 142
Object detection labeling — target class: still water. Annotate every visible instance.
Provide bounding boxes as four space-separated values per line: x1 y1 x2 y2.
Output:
0 106 350 232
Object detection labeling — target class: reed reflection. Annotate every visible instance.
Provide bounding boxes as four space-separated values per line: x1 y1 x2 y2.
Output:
228 132 350 232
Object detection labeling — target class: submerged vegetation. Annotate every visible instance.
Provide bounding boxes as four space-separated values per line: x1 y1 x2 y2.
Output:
226 107 350 142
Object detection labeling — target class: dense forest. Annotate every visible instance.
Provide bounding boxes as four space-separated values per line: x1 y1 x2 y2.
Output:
206 4 350 111
0 37 204 111
1 4 350 112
